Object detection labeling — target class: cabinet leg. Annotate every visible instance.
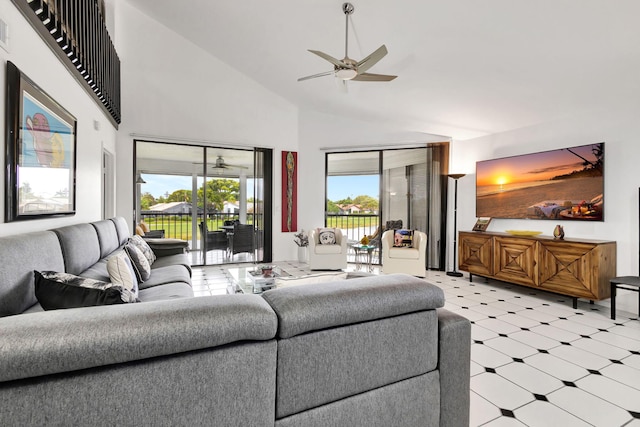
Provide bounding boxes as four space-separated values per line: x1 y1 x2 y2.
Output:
572 297 578 309
610 283 617 320
589 300 594 305
469 274 473 283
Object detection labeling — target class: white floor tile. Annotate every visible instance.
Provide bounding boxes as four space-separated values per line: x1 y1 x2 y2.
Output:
600 363 640 391
475 318 523 335
468 304 510 318
469 391 502 426
471 372 534 410
608 325 640 342
471 344 514 369
567 312 617 330
550 318 601 336
484 337 538 359
547 386 632 427
623 354 640 370
509 330 561 351
517 309 563 324
470 361 485 377
472 325 500 342
591 331 640 352
514 400 591 427
571 337 631 361
465 293 501 304
497 313 541 329
525 353 590 382
548 344 612 371
482 416 527 426
490 301 528 313
529 324 582 343
578 374 640 412
496 362 564 395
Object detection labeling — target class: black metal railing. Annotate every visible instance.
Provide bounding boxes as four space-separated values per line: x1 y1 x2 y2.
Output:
140 212 244 241
326 213 379 243
15 0 121 125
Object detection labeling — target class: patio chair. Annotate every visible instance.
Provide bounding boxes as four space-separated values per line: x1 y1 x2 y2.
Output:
198 222 228 253
229 223 254 258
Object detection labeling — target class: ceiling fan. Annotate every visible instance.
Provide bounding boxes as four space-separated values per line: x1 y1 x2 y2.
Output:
298 2 397 83
213 155 248 170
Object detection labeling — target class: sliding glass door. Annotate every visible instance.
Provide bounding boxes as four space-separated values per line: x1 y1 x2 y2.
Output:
325 143 449 269
134 140 272 266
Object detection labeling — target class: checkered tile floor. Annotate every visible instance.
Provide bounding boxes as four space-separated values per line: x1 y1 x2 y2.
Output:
191 263 640 426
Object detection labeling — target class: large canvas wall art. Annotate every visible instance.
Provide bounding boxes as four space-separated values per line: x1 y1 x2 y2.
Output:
281 151 298 232
5 61 77 222
476 143 604 221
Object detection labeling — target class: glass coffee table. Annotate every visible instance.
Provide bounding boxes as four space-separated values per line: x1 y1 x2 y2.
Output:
227 266 290 294
351 244 377 273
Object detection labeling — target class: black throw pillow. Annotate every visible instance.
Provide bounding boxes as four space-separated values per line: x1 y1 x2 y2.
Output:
34 271 135 310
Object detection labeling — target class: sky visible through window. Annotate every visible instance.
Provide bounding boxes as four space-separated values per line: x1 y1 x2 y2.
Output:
140 174 380 201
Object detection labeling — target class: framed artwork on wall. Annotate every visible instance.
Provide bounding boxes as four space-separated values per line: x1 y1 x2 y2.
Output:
281 151 298 232
5 61 77 222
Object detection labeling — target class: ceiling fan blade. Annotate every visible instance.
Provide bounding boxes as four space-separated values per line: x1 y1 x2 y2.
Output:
308 50 348 68
352 72 397 82
356 45 388 74
298 70 335 82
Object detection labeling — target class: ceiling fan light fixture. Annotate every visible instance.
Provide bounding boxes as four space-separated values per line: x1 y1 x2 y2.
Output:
336 68 358 80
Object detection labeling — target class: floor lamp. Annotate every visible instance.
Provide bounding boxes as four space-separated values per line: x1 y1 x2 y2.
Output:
446 173 466 277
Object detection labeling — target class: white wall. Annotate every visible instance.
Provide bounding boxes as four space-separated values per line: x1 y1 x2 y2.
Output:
0 2 117 236
112 1 299 260
452 104 640 312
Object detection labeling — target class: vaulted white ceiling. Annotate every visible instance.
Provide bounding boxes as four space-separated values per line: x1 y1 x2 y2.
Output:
124 0 640 140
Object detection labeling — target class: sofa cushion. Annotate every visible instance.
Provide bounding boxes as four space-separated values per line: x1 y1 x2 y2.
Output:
110 217 131 247
91 219 121 258
107 252 139 299
129 235 156 265
151 253 192 276
393 229 414 247
261 273 445 339
138 282 194 301
0 231 65 317
314 244 342 255
53 223 102 275
34 271 136 310
388 247 420 260
138 265 192 290
124 243 151 282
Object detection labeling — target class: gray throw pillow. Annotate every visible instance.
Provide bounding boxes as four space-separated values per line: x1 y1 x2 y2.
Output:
124 243 151 282
129 235 156 265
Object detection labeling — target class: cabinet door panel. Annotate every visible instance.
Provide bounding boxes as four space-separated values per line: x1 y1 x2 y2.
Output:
538 241 600 299
459 232 492 276
493 237 538 287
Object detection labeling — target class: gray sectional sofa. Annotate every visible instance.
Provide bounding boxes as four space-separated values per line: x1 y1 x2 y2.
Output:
0 217 471 426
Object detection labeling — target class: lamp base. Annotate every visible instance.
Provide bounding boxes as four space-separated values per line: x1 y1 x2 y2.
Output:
446 271 464 278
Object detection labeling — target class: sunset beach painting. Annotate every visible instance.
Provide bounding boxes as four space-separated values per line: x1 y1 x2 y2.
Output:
476 143 604 221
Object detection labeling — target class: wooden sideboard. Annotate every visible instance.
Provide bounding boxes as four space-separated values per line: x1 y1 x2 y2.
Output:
458 231 616 307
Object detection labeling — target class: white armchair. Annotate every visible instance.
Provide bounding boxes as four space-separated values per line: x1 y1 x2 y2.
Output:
308 228 348 270
381 229 427 277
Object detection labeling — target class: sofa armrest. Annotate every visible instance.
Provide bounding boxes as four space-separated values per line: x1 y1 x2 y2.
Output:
143 229 165 238
0 295 277 383
437 308 471 427
144 237 189 256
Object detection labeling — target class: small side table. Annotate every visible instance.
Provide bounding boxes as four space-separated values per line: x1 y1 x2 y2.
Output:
351 244 376 273
610 276 640 320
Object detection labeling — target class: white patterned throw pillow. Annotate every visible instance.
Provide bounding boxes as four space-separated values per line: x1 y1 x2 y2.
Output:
107 252 139 299
317 227 337 245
